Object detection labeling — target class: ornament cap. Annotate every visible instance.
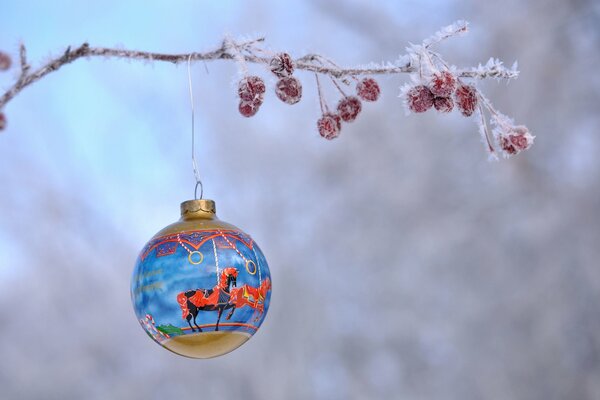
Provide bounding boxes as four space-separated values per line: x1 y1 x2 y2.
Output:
152 199 238 238
180 199 216 220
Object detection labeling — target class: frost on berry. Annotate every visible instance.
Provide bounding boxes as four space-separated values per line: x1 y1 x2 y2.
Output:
356 77 380 102
429 71 456 97
317 113 342 140
238 98 263 118
497 125 534 157
0 52 11 71
406 85 434 113
275 76 302 104
0 112 6 131
270 53 294 78
336 96 362 122
433 96 454 113
238 75 266 102
455 83 478 117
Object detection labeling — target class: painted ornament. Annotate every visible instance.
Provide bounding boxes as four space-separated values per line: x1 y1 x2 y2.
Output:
131 199 272 358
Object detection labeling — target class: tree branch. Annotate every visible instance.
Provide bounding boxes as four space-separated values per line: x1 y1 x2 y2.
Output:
0 34 515 109
0 21 532 159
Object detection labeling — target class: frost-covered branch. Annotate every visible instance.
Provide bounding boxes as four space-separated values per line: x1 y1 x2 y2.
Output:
0 20 533 159
398 21 532 159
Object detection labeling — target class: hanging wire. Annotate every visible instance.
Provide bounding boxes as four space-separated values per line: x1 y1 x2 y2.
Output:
187 54 203 200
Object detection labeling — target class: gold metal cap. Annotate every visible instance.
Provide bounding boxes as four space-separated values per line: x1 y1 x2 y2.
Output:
180 199 216 220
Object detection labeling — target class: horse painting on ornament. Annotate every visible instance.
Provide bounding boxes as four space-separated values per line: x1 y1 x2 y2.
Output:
176 267 270 332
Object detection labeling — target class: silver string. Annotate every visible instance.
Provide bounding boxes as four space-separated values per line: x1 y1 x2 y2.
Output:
187 54 203 200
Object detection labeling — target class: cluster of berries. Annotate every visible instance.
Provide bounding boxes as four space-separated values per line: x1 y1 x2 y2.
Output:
0 51 11 131
405 71 477 117
317 77 380 140
404 70 534 157
237 52 302 118
237 52 381 141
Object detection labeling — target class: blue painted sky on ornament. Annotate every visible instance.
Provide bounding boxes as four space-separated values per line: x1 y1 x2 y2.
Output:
132 237 270 331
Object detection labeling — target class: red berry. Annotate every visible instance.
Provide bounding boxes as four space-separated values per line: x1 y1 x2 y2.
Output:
406 85 434 113
336 96 362 122
0 112 6 131
0 52 11 71
510 133 529 150
499 125 533 155
238 97 263 118
238 76 266 102
455 83 478 117
430 71 456 97
356 77 380 102
275 76 302 104
270 53 294 78
433 96 454 113
499 136 517 155
317 113 342 140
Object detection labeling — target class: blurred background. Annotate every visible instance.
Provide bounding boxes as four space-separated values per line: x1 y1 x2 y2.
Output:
1 0 599 399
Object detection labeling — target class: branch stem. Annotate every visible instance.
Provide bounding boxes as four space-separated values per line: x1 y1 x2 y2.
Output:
0 37 517 109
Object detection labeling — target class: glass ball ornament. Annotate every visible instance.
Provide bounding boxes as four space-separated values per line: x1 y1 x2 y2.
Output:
131 199 272 359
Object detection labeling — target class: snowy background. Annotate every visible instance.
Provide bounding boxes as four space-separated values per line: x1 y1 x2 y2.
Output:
1 1 599 399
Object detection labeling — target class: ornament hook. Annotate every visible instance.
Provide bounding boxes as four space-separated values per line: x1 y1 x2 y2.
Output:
188 53 203 200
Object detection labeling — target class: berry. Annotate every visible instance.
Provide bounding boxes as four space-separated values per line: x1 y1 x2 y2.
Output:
430 71 456 97
406 85 434 113
270 53 294 78
499 136 518 155
356 77 380 102
433 96 454 113
317 113 342 140
275 76 302 104
499 125 534 156
336 96 362 122
455 83 478 117
238 76 266 102
238 97 263 118
0 52 11 71
0 112 6 131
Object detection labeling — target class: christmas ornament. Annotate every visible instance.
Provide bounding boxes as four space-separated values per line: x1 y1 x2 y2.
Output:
131 199 272 359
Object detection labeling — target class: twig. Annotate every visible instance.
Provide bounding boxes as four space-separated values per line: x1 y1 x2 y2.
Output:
477 102 496 156
0 21 532 159
315 73 327 114
0 35 516 109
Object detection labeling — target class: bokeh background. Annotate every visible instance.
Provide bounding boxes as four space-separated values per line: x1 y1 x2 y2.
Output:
1 1 599 399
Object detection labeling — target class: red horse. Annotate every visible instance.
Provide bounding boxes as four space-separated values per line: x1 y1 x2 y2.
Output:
176 267 238 332
227 277 271 322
